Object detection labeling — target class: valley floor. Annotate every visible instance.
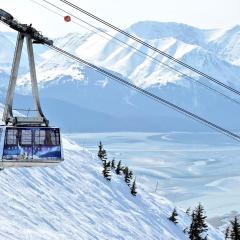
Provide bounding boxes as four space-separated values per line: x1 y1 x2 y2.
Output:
65 131 240 219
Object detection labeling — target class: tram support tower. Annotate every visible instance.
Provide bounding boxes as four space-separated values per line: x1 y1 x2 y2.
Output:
0 9 63 169
3 32 48 126
0 8 53 126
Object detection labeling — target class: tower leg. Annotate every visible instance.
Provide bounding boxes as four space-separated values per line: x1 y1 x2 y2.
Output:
26 36 48 125
3 33 49 126
3 32 24 124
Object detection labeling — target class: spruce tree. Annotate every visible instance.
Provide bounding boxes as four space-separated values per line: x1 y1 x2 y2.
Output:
111 158 116 169
186 207 191 216
122 166 127 175
123 167 131 186
189 211 197 240
129 170 133 179
102 161 111 181
230 217 240 240
98 141 103 159
225 226 230 240
101 149 107 164
98 141 107 163
130 179 137 196
188 203 208 240
115 160 122 175
168 208 178 224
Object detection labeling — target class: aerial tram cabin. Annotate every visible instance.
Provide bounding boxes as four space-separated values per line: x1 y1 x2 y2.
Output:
0 9 64 169
0 126 62 168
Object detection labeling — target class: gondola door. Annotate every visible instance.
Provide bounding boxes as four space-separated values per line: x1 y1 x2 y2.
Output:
19 128 33 160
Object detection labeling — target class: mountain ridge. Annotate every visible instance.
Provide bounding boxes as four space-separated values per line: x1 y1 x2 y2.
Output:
1 21 240 132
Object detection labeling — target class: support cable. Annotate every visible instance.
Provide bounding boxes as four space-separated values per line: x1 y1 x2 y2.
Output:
2 4 240 141
32 0 240 106
58 0 240 97
48 44 240 142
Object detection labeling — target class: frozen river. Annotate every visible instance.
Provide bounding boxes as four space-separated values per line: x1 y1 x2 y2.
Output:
65 132 240 218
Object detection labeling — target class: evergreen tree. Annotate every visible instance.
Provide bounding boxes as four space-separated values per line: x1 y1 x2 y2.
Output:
111 158 116 169
129 170 133 179
98 141 103 158
101 149 107 164
230 217 240 240
123 167 131 186
98 141 107 163
225 226 230 240
102 161 111 181
122 166 127 175
115 160 122 175
130 178 137 196
189 211 197 240
188 203 208 240
168 208 178 224
186 207 191 216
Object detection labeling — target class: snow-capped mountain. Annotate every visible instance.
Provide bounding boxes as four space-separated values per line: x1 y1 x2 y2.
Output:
2 22 240 131
20 22 240 88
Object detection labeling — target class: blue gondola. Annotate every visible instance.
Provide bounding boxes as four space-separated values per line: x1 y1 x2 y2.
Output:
0 126 63 168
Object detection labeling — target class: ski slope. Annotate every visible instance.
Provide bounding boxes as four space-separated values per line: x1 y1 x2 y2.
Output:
0 136 223 239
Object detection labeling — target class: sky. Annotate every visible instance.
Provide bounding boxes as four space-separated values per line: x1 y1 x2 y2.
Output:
0 0 240 37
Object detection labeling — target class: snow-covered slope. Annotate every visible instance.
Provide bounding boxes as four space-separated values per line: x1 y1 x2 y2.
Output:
72 24 240 88
18 22 240 88
16 22 240 89
209 25 240 66
0 136 223 239
0 107 223 239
